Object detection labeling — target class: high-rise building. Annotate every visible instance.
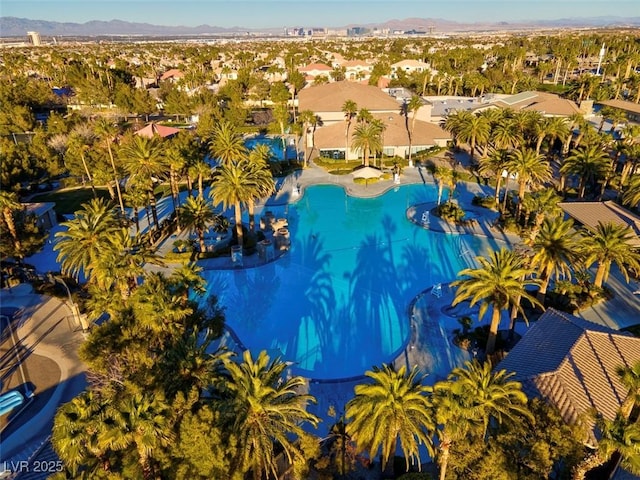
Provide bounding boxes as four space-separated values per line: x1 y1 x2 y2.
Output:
27 31 41 46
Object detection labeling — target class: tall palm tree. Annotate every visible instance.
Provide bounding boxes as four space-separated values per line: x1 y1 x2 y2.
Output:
405 95 422 166
208 120 248 168
342 99 358 161
245 149 275 232
561 145 610 199
580 222 640 289
210 162 256 249
452 248 541 354
54 198 121 283
447 360 532 439
119 134 169 231
530 217 582 303
507 147 551 221
94 119 126 215
180 196 222 253
223 350 319 480
0 191 23 257
431 379 478 480
352 121 383 167
298 109 318 167
68 125 98 198
345 364 435 475
456 113 490 162
478 149 510 209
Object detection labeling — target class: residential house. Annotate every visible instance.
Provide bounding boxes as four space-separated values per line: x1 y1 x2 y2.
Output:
390 59 433 79
298 62 333 83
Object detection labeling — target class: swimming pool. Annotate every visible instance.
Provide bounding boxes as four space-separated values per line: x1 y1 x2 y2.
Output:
244 134 298 162
198 184 501 380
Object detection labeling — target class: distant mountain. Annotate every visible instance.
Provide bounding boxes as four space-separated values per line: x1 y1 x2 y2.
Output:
0 17 247 37
2 15 640 37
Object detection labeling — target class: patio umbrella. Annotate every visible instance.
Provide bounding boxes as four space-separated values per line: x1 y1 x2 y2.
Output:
351 166 383 187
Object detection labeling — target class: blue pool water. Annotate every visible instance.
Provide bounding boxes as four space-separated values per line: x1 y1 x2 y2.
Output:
244 134 297 161
199 184 500 380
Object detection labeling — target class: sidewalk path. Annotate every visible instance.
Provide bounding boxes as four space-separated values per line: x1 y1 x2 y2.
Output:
0 285 87 471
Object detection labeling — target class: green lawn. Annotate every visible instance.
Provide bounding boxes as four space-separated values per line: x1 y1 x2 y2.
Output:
30 188 111 215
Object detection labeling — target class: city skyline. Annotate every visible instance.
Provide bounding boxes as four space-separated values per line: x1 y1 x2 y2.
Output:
2 0 635 30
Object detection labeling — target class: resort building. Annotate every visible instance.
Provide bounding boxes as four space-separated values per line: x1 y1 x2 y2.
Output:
298 81 401 126
27 31 41 46
312 111 451 160
497 309 640 443
558 201 640 247
597 99 640 123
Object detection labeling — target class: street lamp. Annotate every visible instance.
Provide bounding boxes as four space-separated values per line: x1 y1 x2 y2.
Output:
46 273 88 333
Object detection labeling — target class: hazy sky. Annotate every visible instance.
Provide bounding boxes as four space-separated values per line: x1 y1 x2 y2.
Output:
2 0 635 29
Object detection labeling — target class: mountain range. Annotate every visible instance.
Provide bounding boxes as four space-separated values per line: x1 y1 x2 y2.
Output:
2 16 640 37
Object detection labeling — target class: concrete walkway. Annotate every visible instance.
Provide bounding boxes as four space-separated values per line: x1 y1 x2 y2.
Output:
0 285 87 475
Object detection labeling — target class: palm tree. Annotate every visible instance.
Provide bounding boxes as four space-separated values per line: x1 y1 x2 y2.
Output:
561 145 610 199
208 120 248 168
342 99 358 160
456 113 490 162
405 95 422 166
52 391 111 476
530 217 582 303
54 198 120 283
0 191 23 257
94 119 126 215
431 380 478 480
617 360 640 420
245 149 275 232
352 121 383 167
68 125 98 198
180 196 222 253
452 248 541 354
345 364 435 475
447 359 532 439
223 350 319 480
507 147 551 221
573 413 640 480
580 222 640 289
478 149 510 209
623 174 640 208
298 109 318 167
210 162 256 249
100 393 174 480
119 134 169 231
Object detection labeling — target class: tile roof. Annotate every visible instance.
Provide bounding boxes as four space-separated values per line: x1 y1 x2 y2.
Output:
497 309 640 425
558 201 640 247
160 68 184 80
298 81 400 113
599 99 640 116
134 122 180 139
493 91 581 117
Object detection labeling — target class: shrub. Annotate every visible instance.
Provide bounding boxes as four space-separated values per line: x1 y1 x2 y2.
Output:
435 203 465 223
472 195 497 209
